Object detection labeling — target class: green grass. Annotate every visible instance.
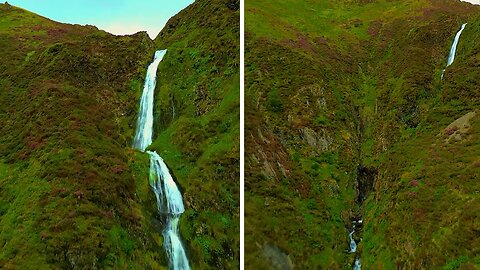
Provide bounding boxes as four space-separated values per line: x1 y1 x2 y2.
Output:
246 0 429 48
0 2 175 269
1 0 239 268
245 0 480 268
145 1 240 269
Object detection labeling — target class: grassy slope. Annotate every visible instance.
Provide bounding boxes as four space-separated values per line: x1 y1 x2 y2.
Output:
149 0 240 269
0 1 240 269
362 4 480 268
0 3 170 269
246 0 480 269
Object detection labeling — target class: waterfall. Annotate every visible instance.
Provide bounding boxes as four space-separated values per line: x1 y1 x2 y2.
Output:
164 217 190 270
148 151 185 215
353 258 361 270
446 23 467 67
347 218 362 269
133 50 167 151
441 23 467 79
133 50 190 270
349 227 357 253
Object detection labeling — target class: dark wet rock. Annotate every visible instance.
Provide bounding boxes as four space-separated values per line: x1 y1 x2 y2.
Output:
356 165 377 204
226 0 239 11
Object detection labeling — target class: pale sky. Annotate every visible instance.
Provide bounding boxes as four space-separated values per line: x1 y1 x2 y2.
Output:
6 0 194 39
5 0 478 39
462 0 480 4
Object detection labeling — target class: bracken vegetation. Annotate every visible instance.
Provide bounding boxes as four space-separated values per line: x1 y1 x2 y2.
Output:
245 0 480 269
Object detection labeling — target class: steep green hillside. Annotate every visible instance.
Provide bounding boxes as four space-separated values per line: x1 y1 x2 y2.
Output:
0 1 239 269
0 3 166 269
245 0 480 269
151 0 240 269
362 4 480 267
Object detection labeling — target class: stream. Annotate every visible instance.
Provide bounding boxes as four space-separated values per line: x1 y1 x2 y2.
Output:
348 217 362 270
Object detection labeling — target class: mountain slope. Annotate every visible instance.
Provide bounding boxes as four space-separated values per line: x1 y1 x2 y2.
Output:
362 3 480 267
245 0 480 268
0 3 167 269
150 0 240 268
0 1 239 269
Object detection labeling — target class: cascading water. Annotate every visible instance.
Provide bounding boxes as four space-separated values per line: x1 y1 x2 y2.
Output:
347 166 375 270
149 151 190 269
348 227 357 253
133 50 167 152
133 50 190 270
446 23 467 66
441 23 467 79
348 218 362 269
353 258 361 270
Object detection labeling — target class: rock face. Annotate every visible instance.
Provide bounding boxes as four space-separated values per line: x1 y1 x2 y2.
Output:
261 243 294 270
300 127 333 152
443 111 476 143
249 126 291 181
356 165 377 205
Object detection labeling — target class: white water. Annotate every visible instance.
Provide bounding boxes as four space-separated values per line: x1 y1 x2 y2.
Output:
133 50 167 151
164 217 190 270
353 258 361 270
348 219 361 269
133 50 190 270
349 227 357 253
441 23 467 79
148 151 185 215
447 23 467 66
